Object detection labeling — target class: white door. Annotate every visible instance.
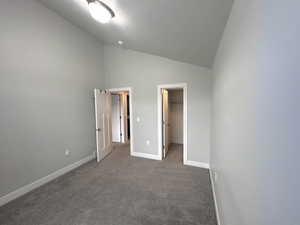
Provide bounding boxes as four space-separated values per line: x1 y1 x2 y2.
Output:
162 89 169 158
94 89 112 162
122 93 129 143
120 93 127 143
111 94 121 142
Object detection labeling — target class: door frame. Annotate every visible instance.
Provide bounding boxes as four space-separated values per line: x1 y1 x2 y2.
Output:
109 87 134 155
157 83 187 163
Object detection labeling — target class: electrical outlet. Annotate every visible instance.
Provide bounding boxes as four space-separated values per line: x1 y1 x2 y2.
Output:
65 149 70 156
146 140 150 146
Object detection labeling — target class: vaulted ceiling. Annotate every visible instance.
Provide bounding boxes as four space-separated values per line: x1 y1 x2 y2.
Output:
39 0 233 67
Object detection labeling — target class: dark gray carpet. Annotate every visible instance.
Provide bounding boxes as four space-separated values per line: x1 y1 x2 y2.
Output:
0 144 217 225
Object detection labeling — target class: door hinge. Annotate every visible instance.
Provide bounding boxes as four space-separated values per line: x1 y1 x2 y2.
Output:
120 133 122 136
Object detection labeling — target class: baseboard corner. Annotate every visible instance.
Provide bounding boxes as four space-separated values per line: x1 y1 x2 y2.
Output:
184 160 210 169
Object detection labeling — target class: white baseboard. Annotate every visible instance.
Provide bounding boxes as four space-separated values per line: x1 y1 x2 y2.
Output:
209 169 221 225
0 154 95 207
184 160 210 169
131 152 161 160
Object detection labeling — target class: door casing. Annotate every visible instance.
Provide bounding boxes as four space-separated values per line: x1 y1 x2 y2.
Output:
109 87 134 156
157 83 187 163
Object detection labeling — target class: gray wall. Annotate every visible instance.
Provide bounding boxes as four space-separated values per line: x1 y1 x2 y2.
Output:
211 0 300 225
0 0 105 197
104 46 212 164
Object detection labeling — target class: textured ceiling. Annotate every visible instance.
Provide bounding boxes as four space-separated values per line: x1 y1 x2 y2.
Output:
39 0 233 67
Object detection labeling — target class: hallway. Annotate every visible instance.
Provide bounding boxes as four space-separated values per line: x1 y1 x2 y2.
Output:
164 143 184 165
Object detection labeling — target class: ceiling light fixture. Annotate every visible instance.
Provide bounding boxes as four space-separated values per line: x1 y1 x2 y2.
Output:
118 40 123 45
87 0 115 24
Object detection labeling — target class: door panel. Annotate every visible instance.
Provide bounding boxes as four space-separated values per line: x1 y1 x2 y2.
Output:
94 89 112 162
120 94 126 143
111 94 121 142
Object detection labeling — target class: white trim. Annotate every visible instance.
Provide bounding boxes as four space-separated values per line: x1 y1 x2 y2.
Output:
131 152 161 160
108 87 134 156
209 169 222 225
0 154 95 207
185 160 210 169
157 83 188 163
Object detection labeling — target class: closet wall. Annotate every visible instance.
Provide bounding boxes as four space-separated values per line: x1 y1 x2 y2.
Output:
168 90 183 144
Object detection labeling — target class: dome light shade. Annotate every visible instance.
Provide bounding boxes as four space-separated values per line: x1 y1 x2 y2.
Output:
87 0 115 24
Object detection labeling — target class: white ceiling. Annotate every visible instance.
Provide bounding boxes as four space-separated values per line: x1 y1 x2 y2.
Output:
39 0 233 67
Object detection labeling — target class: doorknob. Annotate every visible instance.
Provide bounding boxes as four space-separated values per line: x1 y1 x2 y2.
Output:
96 128 102 132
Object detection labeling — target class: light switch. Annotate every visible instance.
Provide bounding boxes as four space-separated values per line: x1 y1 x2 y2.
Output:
136 117 140 122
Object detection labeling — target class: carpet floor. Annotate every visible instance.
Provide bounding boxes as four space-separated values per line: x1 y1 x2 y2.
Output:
0 144 217 225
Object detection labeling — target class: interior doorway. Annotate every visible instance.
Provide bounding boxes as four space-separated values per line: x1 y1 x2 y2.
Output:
109 87 133 155
110 91 130 144
94 87 133 162
157 83 187 164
